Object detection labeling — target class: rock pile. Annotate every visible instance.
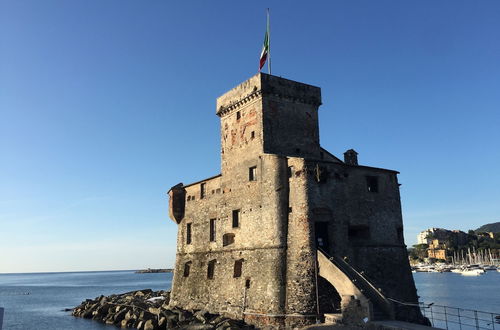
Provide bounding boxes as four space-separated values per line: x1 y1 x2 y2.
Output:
72 289 253 330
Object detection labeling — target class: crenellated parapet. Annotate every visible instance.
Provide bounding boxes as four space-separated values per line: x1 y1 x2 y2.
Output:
216 73 321 118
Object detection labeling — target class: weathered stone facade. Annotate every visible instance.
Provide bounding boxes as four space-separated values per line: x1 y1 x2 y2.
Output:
167 74 425 328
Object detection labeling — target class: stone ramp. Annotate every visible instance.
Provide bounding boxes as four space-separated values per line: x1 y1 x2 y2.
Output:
302 320 442 330
317 249 395 321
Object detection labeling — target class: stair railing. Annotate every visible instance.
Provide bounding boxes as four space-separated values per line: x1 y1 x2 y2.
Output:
317 248 395 320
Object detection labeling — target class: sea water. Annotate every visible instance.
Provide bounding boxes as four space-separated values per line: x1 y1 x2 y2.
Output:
0 271 172 330
0 270 499 329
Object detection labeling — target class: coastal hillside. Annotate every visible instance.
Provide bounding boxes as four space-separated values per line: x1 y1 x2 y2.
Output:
475 222 500 233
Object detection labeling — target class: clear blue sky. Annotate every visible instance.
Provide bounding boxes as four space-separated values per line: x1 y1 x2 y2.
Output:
1 1 499 273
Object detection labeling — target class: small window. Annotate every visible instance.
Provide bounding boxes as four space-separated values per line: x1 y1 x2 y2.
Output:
249 166 257 181
200 183 206 199
348 225 370 240
397 227 404 244
366 176 378 193
186 223 192 244
236 111 241 120
183 261 191 277
251 131 255 139
287 166 293 178
209 218 216 242
232 210 240 228
245 278 251 288
223 233 235 246
233 259 243 278
207 259 216 279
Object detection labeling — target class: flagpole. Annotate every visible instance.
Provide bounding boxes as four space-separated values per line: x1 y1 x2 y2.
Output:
267 8 271 75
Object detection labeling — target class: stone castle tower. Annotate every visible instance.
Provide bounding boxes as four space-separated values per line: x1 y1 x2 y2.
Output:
167 74 425 328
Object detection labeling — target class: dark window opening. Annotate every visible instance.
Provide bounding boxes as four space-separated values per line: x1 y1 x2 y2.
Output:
207 259 216 279
251 131 255 139
366 176 378 193
233 259 243 278
397 227 404 244
183 261 191 277
315 222 330 250
245 278 251 288
249 166 257 181
236 111 241 120
288 207 293 213
223 233 235 246
209 218 216 242
186 223 192 244
232 209 240 228
287 166 293 178
200 183 206 199
187 196 191 201
348 225 370 240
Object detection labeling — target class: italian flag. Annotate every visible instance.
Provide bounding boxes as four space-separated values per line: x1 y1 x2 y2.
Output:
259 29 269 72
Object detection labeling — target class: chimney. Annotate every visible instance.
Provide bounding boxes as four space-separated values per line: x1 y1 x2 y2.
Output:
343 149 358 165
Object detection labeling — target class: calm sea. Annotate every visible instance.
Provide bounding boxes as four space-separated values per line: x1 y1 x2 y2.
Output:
0 270 498 329
0 271 172 330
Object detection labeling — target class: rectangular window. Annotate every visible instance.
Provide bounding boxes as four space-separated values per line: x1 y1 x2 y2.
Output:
209 218 216 242
232 209 240 228
251 131 255 139
233 259 243 278
207 259 216 279
223 233 235 246
186 223 192 244
249 166 257 181
236 111 241 120
366 176 379 193
183 261 191 277
348 225 370 240
200 183 206 199
397 227 404 244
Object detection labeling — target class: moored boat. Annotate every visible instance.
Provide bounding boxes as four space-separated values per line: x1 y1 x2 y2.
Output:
461 268 483 276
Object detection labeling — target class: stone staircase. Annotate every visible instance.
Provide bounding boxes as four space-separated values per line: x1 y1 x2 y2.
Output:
317 249 395 324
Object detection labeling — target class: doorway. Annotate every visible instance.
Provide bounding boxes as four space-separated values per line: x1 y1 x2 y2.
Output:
315 221 330 251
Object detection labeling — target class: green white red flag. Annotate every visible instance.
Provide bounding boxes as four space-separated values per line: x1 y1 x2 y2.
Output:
259 28 269 71
259 9 270 72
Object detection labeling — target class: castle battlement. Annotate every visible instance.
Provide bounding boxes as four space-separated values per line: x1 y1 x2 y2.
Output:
216 73 321 117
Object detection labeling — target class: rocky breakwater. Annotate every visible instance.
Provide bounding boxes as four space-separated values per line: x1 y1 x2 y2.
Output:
72 289 253 330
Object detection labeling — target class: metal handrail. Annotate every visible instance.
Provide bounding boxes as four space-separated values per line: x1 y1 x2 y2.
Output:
389 299 500 330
